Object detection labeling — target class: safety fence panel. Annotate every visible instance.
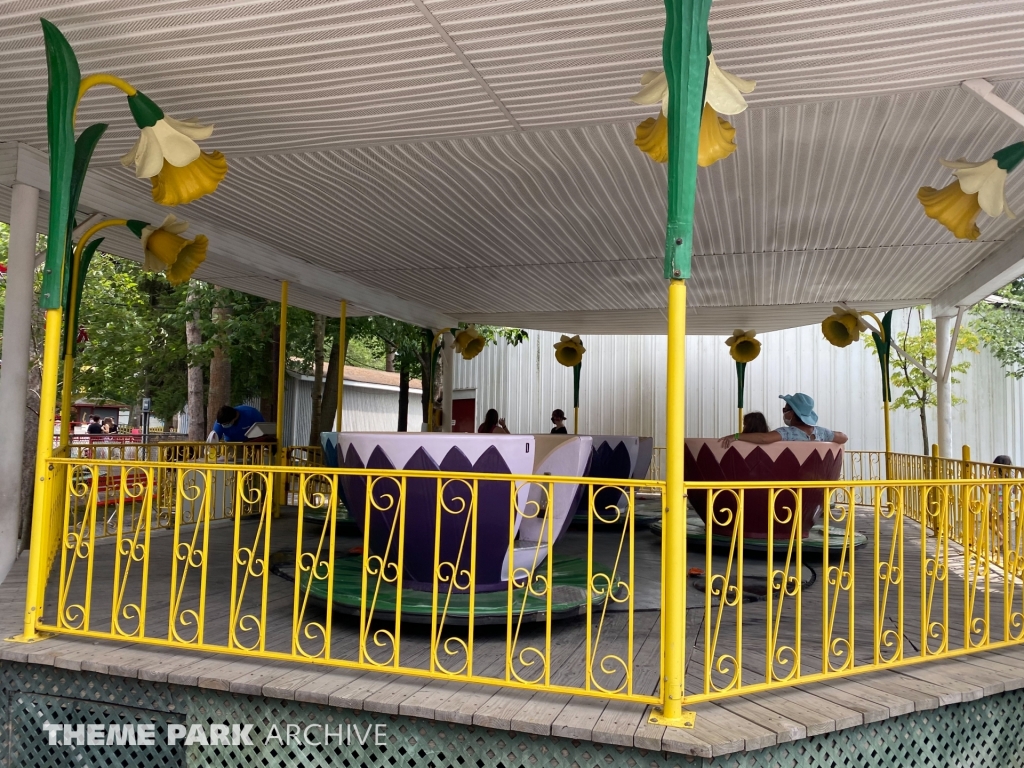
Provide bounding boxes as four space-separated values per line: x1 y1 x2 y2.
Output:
680 478 1024 704
39 458 659 705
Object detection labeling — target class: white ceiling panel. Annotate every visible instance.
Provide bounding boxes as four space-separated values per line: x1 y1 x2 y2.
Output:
1 1 1024 334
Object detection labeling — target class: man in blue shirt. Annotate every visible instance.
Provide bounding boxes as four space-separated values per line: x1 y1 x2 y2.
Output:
213 404 265 442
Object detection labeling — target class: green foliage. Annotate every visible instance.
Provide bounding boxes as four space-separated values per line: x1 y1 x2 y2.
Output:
72 255 189 420
971 278 1024 379
866 307 978 412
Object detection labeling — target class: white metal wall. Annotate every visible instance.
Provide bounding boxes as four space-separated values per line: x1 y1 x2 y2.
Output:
453 311 1024 464
285 375 423 446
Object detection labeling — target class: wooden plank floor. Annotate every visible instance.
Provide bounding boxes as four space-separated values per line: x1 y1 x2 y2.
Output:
0 504 1022 759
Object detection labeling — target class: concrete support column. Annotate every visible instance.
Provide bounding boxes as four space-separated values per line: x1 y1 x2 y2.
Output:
441 332 454 433
0 183 40 584
935 314 953 458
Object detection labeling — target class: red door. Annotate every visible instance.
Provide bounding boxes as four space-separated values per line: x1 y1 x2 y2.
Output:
452 399 476 433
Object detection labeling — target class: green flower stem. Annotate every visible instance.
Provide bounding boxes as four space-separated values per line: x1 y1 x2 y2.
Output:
662 0 712 280
735 361 746 410
994 142 1024 173
39 19 81 310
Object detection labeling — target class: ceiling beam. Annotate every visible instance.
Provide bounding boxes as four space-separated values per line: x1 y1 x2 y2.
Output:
0 142 457 330
961 79 1024 131
931 225 1024 317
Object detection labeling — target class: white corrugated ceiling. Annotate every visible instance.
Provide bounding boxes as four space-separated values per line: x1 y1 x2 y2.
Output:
1 0 1023 333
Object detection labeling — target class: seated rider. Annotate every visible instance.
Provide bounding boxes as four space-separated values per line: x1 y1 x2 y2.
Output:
742 411 769 434
720 393 847 448
213 404 266 442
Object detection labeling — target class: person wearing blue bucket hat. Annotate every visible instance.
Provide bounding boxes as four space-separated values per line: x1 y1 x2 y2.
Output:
720 392 847 448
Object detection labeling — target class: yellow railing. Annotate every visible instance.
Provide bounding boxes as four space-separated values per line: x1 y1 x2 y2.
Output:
29 446 1024 709
39 456 657 704
677 475 1024 703
61 441 277 540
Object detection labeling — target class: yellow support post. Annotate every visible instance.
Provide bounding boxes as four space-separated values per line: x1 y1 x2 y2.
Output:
15 308 63 641
336 300 347 432
274 281 288 517
652 279 691 726
647 0 709 728
738 407 743 434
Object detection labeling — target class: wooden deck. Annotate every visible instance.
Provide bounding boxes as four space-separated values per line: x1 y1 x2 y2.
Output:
2 505 1024 758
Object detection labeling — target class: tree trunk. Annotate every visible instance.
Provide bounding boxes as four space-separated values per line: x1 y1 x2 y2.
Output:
206 299 232 430
185 284 206 440
308 314 326 445
920 404 930 455
385 343 396 373
318 341 340 434
397 361 409 432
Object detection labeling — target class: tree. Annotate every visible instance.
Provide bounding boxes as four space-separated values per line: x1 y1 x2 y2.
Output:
869 307 978 454
184 282 205 440
971 278 1024 378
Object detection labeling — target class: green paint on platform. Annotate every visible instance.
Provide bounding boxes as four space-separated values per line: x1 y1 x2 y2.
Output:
295 555 614 625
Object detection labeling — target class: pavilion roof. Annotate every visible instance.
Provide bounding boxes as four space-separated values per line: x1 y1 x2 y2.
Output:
1 1 1023 333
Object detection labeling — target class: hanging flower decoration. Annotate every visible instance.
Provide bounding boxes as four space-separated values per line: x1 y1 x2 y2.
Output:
126 215 208 286
119 92 229 206
918 143 1024 240
554 335 586 367
725 329 760 363
821 306 870 348
452 325 486 360
631 53 755 167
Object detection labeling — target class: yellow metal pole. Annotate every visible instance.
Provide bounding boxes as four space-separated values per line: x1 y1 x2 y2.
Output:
274 281 288 517
18 308 63 640
573 406 579 435
658 279 690 723
738 407 743 434
335 300 347 432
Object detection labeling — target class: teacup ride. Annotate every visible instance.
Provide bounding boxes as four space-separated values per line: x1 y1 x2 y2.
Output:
570 436 659 530
290 432 613 623
649 438 864 555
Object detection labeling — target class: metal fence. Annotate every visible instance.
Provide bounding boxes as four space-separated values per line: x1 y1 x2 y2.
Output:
39 456 657 704
25 445 1024 709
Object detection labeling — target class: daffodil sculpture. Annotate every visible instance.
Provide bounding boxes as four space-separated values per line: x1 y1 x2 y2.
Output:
918 143 1024 240
554 335 587 433
452 325 486 361
724 329 760 431
822 306 895 455
632 44 755 168
821 306 870 348
38 19 226 445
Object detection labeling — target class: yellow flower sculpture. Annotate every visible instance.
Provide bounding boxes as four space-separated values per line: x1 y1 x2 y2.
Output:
554 334 586 367
725 329 760 363
918 143 1024 240
126 215 208 286
698 104 737 167
821 307 869 348
630 54 754 167
635 112 668 163
453 325 486 360
119 91 228 206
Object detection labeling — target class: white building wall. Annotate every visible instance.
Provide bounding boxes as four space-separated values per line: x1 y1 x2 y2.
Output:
285 374 423 446
453 310 1024 465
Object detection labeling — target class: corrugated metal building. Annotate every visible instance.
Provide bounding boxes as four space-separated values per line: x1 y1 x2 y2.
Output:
283 367 423 447
452 310 1024 465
